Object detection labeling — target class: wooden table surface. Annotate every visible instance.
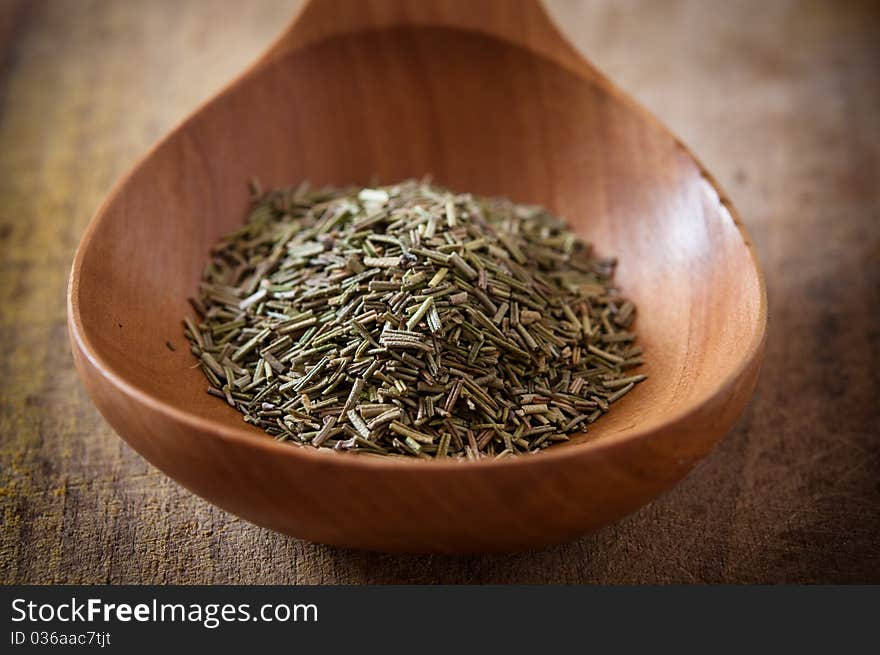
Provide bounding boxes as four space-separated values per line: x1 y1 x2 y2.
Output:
1 0 877 584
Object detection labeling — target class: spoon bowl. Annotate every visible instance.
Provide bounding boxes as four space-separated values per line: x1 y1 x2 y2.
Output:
68 0 766 552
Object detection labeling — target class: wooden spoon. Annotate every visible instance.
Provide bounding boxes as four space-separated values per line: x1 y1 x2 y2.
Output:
68 0 767 553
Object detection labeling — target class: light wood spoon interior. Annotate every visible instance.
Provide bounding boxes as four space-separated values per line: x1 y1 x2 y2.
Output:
68 0 767 553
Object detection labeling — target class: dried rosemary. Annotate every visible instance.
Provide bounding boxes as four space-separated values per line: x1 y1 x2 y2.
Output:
183 179 645 459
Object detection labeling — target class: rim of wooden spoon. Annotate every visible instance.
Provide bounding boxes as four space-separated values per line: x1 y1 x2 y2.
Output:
68 0 768 470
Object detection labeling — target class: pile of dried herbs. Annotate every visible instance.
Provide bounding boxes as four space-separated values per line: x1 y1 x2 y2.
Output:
184 179 645 459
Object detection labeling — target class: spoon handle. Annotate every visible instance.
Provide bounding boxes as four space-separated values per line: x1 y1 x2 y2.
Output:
257 0 595 79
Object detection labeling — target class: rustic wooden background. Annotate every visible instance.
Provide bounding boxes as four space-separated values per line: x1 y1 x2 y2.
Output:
1 0 877 584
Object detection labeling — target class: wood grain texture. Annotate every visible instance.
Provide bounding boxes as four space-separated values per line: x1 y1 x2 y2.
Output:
2 0 878 582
